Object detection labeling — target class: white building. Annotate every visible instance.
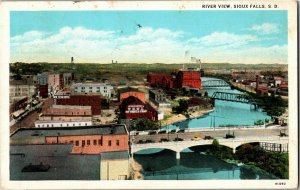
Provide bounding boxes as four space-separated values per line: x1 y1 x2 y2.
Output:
10 84 36 97
35 120 93 128
71 83 114 98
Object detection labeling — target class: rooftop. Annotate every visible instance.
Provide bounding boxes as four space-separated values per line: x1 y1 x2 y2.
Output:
51 105 91 110
118 87 143 94
101 151 129 160
10 124 128 140
72 82 112 87
10 144 100 180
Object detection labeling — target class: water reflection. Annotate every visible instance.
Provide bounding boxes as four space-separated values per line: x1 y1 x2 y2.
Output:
134 149 277 180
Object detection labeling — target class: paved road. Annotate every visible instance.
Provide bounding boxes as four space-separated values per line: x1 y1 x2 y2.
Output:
10 98 53 135
131 127 288 143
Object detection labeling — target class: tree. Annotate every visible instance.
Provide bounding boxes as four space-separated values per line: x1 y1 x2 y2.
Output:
132 118 160 131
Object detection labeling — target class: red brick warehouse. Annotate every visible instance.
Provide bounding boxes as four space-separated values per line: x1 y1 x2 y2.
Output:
119 96 158 121
147 70 201 89
56 95 101 115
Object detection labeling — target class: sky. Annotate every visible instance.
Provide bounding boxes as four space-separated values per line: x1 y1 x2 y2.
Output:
10 11 287 64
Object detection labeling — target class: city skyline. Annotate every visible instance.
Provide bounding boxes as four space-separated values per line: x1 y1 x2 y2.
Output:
10 11 287 64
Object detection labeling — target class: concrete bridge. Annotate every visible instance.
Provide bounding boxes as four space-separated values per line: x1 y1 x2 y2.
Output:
131 136 289 159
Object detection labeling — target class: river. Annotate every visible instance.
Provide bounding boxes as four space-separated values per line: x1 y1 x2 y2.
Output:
133 77 275 180
164 77 270 130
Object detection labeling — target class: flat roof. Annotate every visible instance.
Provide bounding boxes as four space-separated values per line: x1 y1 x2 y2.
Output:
51 105 91 110
10 144 100 180
35 120 92 124
11 124 128 139
72 83 112 87
118 87 143 94
101 151 129 160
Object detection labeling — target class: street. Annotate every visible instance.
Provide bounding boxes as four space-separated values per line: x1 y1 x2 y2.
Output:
10 98 53 135
131 127 288 144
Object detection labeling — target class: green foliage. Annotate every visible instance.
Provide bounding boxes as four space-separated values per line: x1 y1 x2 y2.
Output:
203 139 235 160
173 99 189 114
254 119 264 125
131 118 160 131
235 144 289 179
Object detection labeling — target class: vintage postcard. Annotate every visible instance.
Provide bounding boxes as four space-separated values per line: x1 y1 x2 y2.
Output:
0 0 298 189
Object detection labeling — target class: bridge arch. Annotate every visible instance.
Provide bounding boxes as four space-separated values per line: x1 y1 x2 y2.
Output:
179 143 234 153
131 147 178 155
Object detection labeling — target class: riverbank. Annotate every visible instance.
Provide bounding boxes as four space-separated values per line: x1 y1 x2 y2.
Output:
129 158 144 180
160 108 214 127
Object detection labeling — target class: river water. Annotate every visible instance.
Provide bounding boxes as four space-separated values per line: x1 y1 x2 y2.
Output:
164 77 270 130
134 77 275 180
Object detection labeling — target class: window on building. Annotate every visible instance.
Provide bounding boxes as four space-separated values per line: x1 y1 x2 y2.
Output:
73 124 75 126
98 139 102 146
87 140 90 145
108 140 112 146
60 124 63 127
47 124 49 127
93 140 97 145
75 141 79 146
67 124 69 127
116 140 120 146
82 140 85 147
70 140 74 144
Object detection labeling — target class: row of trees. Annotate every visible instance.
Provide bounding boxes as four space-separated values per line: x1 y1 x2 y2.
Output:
200 139 288 179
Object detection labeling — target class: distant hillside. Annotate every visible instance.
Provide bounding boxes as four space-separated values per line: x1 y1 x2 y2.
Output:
10 62 288 82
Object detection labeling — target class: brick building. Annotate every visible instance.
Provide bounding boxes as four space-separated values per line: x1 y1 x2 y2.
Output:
38 84 48 98
118 87 146 103
10 124 129 155
44 105 92 116
147 73 175 89
48 74 64 93
176 71 201 89
147 70 201 89
56 95 101 115
119 96 158 121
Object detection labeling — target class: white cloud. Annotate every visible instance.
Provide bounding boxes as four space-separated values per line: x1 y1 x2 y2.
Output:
248 23 280 35
10 26 286 64
189 32 258 47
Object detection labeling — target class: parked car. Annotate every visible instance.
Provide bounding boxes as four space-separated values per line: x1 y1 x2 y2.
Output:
168 129 177 134
204 135 213 140
158 130 166 134
145 139 154 143
225 134 235 139
137 140 145 144
177 129 185 133
191 136 201 141
160 138 169 142
148 131 157 135
174 137 184 141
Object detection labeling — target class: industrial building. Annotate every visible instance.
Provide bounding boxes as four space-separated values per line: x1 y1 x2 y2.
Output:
11 124 129 154
119 96 159 121
37 72 49 85
56 95 101 115
48 73 64 93
71 82 114 98
118 87 146 103
10 144 129 180
147 70 201 89
10 81 36 97
44 105 92 116
35 120 93 128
